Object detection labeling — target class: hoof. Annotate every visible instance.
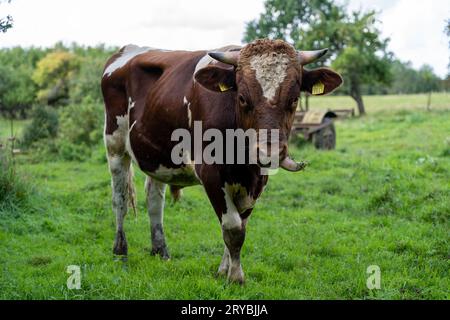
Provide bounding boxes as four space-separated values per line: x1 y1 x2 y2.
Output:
113 231 128 256
151 224 169 260
227 265 245 284
113 255 128 263
217 266 229 278
217 255 230 277
151 246 170 260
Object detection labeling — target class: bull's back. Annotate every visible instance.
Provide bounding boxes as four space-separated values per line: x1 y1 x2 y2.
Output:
102 45 205 131
101 45 206 183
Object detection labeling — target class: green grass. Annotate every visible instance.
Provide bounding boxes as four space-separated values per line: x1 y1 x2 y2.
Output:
0 94 449 299
307 92 450 113
0 118 29 142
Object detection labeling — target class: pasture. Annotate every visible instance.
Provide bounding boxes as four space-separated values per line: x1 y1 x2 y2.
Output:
0 94 449 299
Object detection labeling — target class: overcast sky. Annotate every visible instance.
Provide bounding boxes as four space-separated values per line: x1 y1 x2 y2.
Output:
1 0 449 77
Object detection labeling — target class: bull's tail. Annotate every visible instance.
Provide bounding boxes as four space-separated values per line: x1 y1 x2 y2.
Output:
128 164 137 220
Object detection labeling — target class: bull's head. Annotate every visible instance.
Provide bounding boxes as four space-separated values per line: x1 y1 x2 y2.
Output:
194 39 342 171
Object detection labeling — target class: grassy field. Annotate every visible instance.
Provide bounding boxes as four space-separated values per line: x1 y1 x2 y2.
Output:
307 92 450 112
0 118 29 145
0 94 449 299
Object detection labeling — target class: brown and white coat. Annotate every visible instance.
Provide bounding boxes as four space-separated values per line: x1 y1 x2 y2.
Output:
101 39 342 283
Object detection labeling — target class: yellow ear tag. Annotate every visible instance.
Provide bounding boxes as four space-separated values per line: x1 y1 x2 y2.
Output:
312 81 325 95
218 83 231 92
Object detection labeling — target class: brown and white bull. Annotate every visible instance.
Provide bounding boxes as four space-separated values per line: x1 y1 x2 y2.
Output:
101 39 342 283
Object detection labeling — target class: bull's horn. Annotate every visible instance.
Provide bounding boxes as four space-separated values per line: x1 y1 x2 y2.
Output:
297 48 328 66
280 157 308 172
208 51 240 66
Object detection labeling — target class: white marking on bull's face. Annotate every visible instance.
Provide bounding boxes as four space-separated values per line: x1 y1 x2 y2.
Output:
103 45 156 78
249 53 290 101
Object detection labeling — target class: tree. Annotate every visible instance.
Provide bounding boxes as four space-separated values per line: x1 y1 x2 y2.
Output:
417 65 441 93
244 0 392 115
244 0 347 110
32 51 80 106
244 0 351 68
389 60 418 94
332 11 392 114
68 43 117 104
0 47 46 118
446 19 450 74
0 0 13 33
0 43 115 117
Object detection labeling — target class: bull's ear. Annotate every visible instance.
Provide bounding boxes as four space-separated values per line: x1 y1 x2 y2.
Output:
194 66 236 93
301 67 343 96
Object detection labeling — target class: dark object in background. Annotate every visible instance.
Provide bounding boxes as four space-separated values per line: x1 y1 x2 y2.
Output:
292 110 346 150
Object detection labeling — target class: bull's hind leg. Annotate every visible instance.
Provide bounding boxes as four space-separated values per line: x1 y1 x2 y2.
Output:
145 177 170 259
105 113 132 256
109 154 131 256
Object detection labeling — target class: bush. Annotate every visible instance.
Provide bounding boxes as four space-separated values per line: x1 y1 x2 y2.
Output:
0 147 30 213
26 139 59 162
57 140 92 161
21 106 58 147
56 99 103 160
32 51 80 105
20 100 104 161
69 56 105 104
58 99 103 146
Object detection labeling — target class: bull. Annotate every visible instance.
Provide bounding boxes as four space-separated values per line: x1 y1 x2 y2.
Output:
101 39 342 283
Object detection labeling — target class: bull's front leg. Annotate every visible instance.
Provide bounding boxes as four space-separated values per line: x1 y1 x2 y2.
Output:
201 168 248 284
217 194 248 283
216 214 247 284
221 213 246 284
217 246 230 277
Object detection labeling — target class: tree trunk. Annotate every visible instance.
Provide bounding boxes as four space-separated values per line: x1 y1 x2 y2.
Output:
354 94 365 116
426 92 431 111
350 81 366 116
